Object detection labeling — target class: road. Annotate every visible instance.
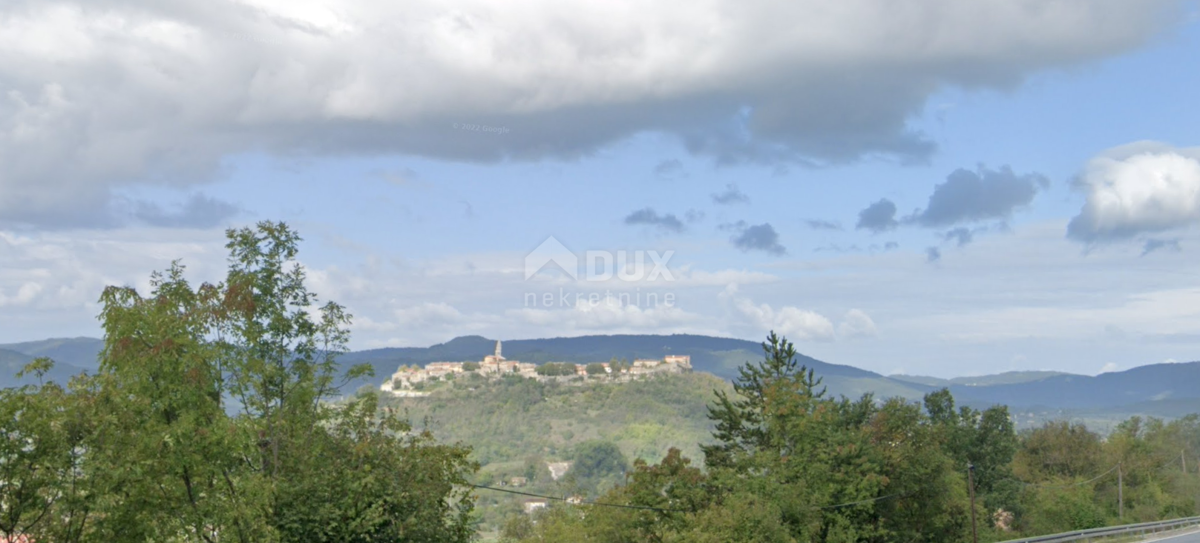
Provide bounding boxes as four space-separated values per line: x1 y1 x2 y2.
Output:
1150 529 1200 543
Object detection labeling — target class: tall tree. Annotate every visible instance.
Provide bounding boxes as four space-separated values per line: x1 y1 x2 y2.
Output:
1 221 478 542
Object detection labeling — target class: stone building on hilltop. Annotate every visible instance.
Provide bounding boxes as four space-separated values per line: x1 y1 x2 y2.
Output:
379 341 691 394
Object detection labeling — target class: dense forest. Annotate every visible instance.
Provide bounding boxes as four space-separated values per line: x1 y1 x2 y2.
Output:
2 222 1198 543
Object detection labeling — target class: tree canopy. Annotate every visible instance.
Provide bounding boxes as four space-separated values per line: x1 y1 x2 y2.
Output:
0 221 477 543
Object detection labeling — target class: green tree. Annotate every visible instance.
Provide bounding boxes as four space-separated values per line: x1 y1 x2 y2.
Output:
1013 421 1103 482
702 331 825 469
923 389 1019 511
535 363 577 377
0 360 94 542
0 221 478 543
571 440 628 480
519 332 972 543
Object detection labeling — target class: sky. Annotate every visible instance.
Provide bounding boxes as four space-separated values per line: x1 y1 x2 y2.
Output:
3 0 1200 378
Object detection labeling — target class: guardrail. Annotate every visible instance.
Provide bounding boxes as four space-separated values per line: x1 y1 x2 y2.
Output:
998 516 1200 543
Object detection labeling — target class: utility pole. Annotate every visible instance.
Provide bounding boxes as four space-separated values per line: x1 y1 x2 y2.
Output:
968 463 979 543
1118 462 1124 521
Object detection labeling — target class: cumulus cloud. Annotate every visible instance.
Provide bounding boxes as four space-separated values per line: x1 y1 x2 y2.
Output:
0 0 1176 227
0 283 43 308
837 309 878 339
853 165 1042 247
856 199 899 233
1067 142 1200 243
711 183 750 205
624 208 685 233
721 284 834 342
728 222 786 255
0 227 227 340
913 166 1048 227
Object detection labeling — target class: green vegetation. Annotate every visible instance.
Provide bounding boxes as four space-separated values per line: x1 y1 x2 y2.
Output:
0 222 475 543
379 369 729 536
384 371 727 467
4 222 1200 543
503 333 1200 543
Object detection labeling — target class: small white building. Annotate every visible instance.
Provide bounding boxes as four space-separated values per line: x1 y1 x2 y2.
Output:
523 499 548 514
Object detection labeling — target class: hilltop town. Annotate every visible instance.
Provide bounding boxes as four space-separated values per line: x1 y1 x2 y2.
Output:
380 340 691 395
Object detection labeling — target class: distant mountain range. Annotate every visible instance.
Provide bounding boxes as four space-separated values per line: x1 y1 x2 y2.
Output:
891 371 1072 388
4 334 1198 427
0 337 101 388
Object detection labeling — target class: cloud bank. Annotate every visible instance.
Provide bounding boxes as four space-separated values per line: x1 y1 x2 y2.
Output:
0 0 1177 227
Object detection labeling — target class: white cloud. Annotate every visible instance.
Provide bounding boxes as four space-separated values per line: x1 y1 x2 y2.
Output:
393 302 467 326
1099 362 1119 374
0 282 43 308
0 226 227 341
0 0 1177 227
720 284 835 342
837 309 878 340
1068 141 1200 242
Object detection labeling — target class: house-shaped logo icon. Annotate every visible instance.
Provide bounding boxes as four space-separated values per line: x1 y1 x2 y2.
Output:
525 237 578 280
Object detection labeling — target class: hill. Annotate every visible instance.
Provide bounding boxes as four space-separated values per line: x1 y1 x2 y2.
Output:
344 334 934 401
948 362 1200 409
0 337 102 370
4 333 1200 427
377 371 731 535
891 370 1072 388
0 347 89 389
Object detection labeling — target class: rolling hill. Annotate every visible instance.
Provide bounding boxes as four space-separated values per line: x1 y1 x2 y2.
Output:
0 346 89 389
341 334 933 400
4 333 1199 426
0 337 102 370
891 370 1073 388
946 362 1200 409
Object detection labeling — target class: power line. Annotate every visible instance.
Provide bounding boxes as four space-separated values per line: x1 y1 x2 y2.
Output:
1001 464 1119 490
813 491 911 511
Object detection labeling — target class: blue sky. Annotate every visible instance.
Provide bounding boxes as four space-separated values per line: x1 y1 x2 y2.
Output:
2 0 1200 377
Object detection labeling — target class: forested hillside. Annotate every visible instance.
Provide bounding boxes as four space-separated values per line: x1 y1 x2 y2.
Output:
498 334 1200 543
379 371 730 535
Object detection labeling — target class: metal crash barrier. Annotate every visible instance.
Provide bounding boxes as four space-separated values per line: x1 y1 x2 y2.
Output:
998 516 1200 543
